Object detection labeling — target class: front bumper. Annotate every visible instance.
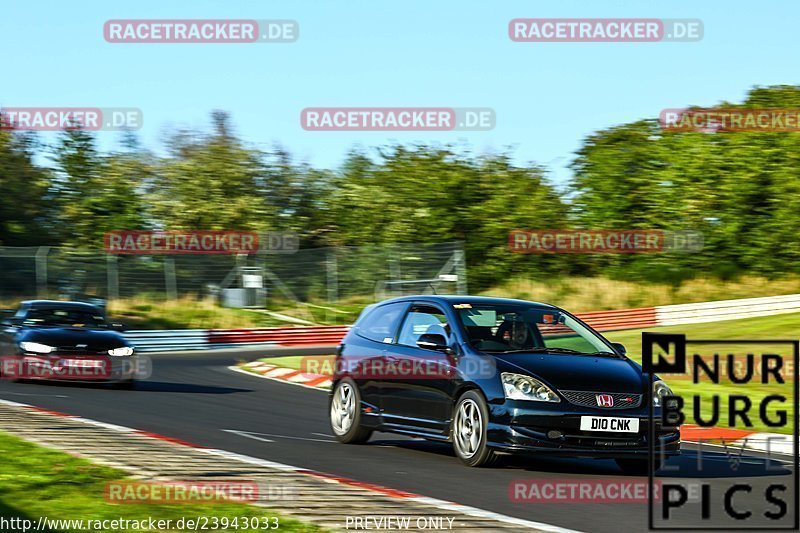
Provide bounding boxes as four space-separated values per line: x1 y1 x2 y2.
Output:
487 399 681 458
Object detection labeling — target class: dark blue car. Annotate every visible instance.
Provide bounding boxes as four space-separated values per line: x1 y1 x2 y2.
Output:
0 300 136 388
329 295 680 471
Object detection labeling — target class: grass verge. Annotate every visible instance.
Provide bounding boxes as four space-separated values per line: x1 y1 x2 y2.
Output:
604 313 797 435
0 431 323 533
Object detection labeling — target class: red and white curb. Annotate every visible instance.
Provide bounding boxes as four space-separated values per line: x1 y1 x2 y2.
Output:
236 361 332 389
0 398 578 533
681 424 795 457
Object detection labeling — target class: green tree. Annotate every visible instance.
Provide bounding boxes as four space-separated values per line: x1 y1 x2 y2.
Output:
151 111 270 230
326 145 569 288
569 85 800 281
0 129 53 245
53 128 147 248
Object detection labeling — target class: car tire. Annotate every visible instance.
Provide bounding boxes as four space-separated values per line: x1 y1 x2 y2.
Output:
451 390 497 467
330 378 372 444
615 456 664 476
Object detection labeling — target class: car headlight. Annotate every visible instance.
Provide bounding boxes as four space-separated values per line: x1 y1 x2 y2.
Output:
108 347 134 357
19 342 54 354
501 372 560 402
653 380 673 407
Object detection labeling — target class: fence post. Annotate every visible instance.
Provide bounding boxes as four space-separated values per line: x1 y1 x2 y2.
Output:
107 254 119 300
35 246 50 298
164 258 178 300
454 247 468 295
326 248 338 323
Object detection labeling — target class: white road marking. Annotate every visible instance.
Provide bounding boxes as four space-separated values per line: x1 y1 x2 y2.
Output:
222 429 275 443
74 417 136 432
226 429 337 444
1 392 70 398
681 441 795 464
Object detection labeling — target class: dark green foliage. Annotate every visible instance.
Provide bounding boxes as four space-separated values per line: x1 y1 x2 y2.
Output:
3 86 800 290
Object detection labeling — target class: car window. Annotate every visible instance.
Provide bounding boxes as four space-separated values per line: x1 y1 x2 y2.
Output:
397 305 449 348
541 320 604 354
355 302 406 343
458 305 609 354
22 308 109 328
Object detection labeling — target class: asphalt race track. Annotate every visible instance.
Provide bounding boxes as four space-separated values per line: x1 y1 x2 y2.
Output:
0 348 795 532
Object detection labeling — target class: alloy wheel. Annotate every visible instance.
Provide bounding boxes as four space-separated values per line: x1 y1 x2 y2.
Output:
330 382 356 435
454 398 482 458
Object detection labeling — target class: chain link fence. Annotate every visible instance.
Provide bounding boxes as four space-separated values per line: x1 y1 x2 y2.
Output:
0 242 468 308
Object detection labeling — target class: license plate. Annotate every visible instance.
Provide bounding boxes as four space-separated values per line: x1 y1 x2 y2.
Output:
580 416 639 433
60 359 103 368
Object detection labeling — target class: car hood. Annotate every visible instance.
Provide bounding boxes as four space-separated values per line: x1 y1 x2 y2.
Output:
16 327 128 350
492 352 645 393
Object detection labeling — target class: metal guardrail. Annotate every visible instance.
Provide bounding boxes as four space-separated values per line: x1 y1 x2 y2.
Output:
656 293 800 326
208 326 350 347
123 326 351 352
123 294 800 352
123 329 209 352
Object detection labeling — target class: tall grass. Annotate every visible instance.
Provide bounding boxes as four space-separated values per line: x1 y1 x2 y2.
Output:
107 295 270 329
4 275 800 327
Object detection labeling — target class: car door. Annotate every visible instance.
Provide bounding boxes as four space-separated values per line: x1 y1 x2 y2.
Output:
380 303 458 434
343 301 409 414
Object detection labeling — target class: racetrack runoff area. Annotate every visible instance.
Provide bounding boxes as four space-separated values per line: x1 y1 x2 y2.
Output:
0 399 570 533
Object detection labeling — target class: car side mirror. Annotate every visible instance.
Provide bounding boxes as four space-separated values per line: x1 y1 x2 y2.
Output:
611 342 626 356
417 333 451 353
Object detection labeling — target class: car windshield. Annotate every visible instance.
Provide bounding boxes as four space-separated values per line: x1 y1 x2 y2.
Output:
456 303 615 355
22 308 109 329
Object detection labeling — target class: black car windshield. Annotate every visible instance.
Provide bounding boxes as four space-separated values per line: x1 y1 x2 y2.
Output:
22 308 109 329
455 303 614 355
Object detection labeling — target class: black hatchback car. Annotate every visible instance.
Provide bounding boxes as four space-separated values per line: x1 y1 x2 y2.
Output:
0 300 137 388
329 296 679 472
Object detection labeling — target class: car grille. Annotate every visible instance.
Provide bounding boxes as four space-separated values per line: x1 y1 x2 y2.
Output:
54 347 108 356
559 390 643 409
